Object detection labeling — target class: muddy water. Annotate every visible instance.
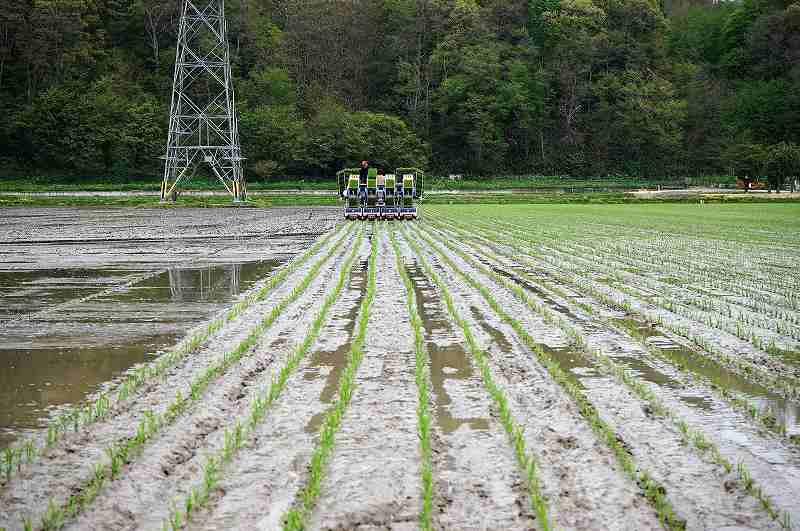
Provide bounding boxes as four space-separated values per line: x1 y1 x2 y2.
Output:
470 305 513 353
487 255 776 416
0 259 287 450
304 259 369 433
407 264 489 433
614 317 800 435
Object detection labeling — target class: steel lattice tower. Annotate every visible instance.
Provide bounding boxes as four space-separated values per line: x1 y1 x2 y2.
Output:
161 0 246 202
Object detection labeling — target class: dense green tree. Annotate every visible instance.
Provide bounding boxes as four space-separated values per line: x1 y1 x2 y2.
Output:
0 0 798 180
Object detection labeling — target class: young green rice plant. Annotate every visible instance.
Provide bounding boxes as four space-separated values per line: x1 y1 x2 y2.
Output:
417 220 792 530
282 225 379 531
408 223 684 531
401 227 553 531
431 214 800 402
431 217 798 444
389 228 434 530
27 227 359 530
1 224 351 487
464 215 800 373
162 227 368 531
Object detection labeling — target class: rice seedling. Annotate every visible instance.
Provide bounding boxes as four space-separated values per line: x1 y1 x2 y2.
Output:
389 228 434 530
407 223 683 531
401 227 553 531
282 224 379 531
429 216 796 443
416 218 792 530
0 223 352 487
160 227 368 530
474 215 800 364
24 225 359 530
432 214 800 402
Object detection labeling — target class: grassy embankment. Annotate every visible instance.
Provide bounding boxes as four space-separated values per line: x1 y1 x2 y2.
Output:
2 173 797 206
0 174 737 192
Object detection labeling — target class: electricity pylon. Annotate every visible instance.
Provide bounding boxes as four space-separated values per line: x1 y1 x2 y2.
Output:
161 0 246 202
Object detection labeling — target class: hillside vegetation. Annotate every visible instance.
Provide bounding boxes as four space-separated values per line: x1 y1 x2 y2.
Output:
0 0 798 182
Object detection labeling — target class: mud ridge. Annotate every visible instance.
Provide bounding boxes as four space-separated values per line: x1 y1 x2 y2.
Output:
424 217 797 528
0 225 348 530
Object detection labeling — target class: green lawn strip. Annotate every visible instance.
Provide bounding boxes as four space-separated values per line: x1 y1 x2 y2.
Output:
400 226 552 531
161 227 367 531
433 213 800 401
25 225 357 530
417 220 791 530
427 216 795 444
410 222 684 530
0 223 349 486
281 224 378 531
388 228 434 530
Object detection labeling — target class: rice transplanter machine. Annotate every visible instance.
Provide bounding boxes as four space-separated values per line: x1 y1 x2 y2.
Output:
336 167 424 220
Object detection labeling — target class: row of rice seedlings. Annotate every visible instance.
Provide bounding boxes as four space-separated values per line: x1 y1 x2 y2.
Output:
600 238 800 326
622 235 800 299
418 221 791 529
432 214 800 419
486 214 798 320
162 228 368 531
401 227 553 531
409 223 683 530
489 218 800 358
556 234 800 342
505 218 800 323
282 224 379 531
25 226 360 531
0 223 350 485
427 219 795 444
507 214 798 302
436 214 800 401
389 228 433 530
524 234 800 391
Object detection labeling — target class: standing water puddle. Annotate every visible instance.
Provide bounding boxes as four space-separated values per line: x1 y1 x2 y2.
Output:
614 317 800 435
469 306 513 354
407 264 489 433
0 258 287 450
304 259 369 434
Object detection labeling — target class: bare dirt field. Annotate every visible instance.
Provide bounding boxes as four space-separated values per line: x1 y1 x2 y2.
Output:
1 204 799 531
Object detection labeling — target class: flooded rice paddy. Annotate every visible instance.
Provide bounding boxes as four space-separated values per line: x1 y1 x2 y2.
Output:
1 204 800 531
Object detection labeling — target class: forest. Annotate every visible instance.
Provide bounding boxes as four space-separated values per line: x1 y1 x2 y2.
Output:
0 0 798 182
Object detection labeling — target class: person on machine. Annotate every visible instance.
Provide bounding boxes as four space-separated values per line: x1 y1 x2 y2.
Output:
359 160 369 205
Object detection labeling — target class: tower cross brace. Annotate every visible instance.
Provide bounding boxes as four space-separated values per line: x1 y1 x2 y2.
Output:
161 0 246 202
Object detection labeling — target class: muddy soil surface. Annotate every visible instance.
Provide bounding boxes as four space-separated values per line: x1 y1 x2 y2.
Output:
0 207 338 448
2 206 800 531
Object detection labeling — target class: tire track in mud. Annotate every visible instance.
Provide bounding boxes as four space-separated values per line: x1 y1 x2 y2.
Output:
442 216 800 444
184 233 372 530
470 215 800 392
304 227 421 530
61 230 362 531
398 231 544 530
0 224 350 486
407 225 664 531
423 218 797 529
0 225 351 530
283 227 379 528
442 214 800 407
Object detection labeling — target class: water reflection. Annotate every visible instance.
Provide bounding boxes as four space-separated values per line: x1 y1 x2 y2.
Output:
0 259 285 449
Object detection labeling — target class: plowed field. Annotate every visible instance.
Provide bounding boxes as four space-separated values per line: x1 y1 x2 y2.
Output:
2 204 799 531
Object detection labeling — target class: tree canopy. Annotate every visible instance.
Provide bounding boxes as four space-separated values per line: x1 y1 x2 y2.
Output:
0 0 798 181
